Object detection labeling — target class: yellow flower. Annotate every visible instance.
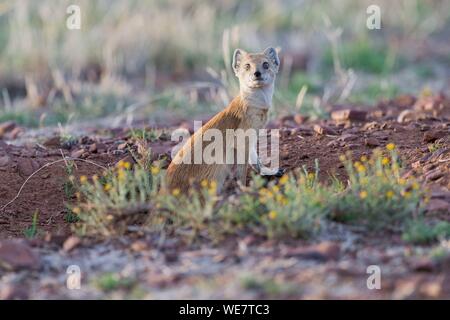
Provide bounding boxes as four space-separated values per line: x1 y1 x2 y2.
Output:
123 161 131 170
386 190 394 199
412 182 420 190
117 169 126 181
72 207 81 214
357 165 366 173
79 175 88 183
381 157 390 165
276 194 286 203
398 178 406 185
402 191 411 198
307 173 315 180
268 210 277 220
386 143 396 151
339 154 346 162
279 175 289 185
104 183 112 192
201 179 208 188
92 174 99 182
151 166 160 175
272 185 280 193
117 160 125 169
359 190 368 199
172 188 181 196
354 161 362 168
360 155 368 162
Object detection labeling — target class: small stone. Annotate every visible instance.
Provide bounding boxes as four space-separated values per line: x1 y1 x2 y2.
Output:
43 136 61 148
62 236 81 252
0 121 16 137
331 109 367 122
423 129 447 143
0 240 40 271
364 137 380 147
0 155 11 167
8 127 23 139
313 124 338 135
70 149 85 159
362 121 379 131
294 114 307 124
426 199 450 213
0 284 29 300
283 241 340 262
338 134 358 142
130 240 148 252
17 158 40 176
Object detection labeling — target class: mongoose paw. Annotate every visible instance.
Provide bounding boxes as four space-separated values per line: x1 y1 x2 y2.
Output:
275 168 285 177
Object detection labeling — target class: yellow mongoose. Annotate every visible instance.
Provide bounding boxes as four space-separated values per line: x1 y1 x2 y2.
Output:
166 47 284 193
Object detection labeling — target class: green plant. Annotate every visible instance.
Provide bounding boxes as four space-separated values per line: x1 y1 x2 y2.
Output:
95 273 136 292
24 210 39 239
402 220 450 244
428 140 444 153
330 144 424 230
63 160 76 198
73 161 161 236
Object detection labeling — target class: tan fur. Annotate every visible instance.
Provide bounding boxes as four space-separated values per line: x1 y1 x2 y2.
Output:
166 47 279 193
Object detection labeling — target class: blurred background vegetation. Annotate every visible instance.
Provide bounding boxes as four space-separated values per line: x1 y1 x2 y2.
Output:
0 0 449 128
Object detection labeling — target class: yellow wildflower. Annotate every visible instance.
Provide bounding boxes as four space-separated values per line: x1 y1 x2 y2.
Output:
279 175 289 185
172 188 181 196
151 166 160 175
79 175 88 183
402 191 411 198
201 179 208 188
386 190 394 199
104 183 112 192
123 161 131 170
386 143 395 151
360 155 368 162
72 207 81 214
381 157 390 165
117 169 126 181
357 165 366 173
398 178 406 185
268 210 277 220
359 190 368 199
92 174 99 182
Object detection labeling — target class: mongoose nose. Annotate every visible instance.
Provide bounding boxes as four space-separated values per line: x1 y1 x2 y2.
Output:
254 71 261 78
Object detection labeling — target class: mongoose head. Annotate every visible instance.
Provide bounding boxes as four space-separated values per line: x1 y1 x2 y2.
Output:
232 47 280 89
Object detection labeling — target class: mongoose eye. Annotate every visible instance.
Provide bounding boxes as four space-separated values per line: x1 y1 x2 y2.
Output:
262 62 269 69
244 63 251 71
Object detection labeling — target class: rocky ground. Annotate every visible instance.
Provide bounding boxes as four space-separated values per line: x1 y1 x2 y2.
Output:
0 93 449 299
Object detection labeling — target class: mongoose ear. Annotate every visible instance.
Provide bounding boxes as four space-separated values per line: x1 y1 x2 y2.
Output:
232 48 246 74
263 47 280 70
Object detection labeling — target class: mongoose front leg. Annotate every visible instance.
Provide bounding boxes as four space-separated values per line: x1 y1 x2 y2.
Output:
249 144 284 177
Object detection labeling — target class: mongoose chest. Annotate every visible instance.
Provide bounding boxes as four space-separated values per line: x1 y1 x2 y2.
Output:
244 107 268 130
